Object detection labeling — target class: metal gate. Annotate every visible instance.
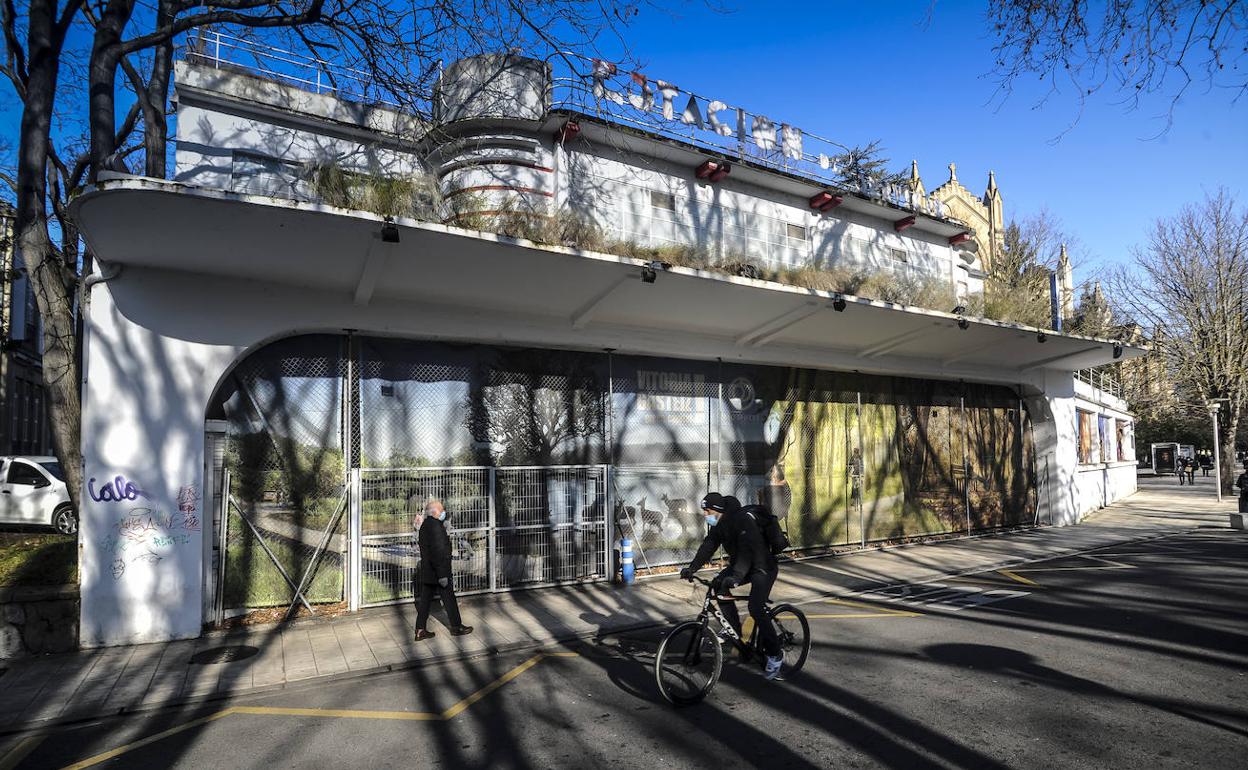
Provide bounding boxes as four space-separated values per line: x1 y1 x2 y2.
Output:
357 465 609 608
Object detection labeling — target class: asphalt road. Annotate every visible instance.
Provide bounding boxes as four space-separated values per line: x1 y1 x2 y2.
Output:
7 529 1247 769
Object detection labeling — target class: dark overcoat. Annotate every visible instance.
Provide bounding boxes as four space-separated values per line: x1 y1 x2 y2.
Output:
417 514 453 586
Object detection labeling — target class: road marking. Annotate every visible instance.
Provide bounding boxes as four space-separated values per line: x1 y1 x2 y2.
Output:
804 598 924 619
441 651 577 719
60 711 235 770
856 583 1031 611
229 705 441 721
60 652 580 769
0 735 45 770
996 569 1039 586
1009 555 1135 573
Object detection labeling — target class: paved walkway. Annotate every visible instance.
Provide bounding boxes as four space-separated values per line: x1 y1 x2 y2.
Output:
0 475 1235 731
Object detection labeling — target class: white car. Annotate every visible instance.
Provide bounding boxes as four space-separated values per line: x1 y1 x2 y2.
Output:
0 456 76 534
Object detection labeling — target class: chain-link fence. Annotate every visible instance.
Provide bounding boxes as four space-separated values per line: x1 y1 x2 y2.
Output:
215 335 348 613
358 465 606 607
359 467 491 605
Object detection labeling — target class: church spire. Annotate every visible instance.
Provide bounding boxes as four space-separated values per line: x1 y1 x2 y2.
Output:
908 159 925 197
1057 244 1075 321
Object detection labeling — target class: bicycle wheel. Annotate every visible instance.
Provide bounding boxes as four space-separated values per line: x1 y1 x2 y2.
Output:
655 621 723 706
769 604 811 674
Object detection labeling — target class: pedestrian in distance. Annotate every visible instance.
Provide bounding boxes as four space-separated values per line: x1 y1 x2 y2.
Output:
1237 461 1248 514
413 498 473 641
1178 457 1187 485
1187 458 1197 485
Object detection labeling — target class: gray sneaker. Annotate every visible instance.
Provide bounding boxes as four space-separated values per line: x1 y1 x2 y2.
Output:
764 654 783 680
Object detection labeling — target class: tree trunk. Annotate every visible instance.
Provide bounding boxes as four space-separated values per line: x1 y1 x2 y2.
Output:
142 5 174 178
88 0 134 178
15 0 84 512
1220 406 1240 497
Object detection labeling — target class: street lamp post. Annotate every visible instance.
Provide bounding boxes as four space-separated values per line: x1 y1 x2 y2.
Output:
1207 399 1229 503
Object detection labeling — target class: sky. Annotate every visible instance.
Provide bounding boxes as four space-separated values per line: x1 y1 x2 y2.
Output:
598 0 1248 286
3 1 1243 289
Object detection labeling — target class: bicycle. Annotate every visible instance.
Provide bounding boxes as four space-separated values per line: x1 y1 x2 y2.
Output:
654 575 811 706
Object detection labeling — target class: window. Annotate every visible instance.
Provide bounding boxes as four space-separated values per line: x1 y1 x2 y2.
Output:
1077 409 1099 464
649 190 676 211
785 223 808 242
1116 420 1133 462
1099 415 1113 463
39 461 64 481
7 460 45 486
889 247 908 263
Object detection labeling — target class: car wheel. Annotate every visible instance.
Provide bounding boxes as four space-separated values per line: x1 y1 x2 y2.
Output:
53 505 78 535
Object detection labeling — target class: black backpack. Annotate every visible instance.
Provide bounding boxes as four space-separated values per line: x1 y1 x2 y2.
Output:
741 504 791 556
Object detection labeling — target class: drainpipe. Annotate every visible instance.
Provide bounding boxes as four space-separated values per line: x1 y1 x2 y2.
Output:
82 261 123 295
79 261 123 393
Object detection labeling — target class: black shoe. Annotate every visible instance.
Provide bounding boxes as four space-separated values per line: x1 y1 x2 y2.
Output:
414 629 436 641
450 625 474 636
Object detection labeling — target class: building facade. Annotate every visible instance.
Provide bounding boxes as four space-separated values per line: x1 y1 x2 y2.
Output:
0 208 52 457
69 42 1141 647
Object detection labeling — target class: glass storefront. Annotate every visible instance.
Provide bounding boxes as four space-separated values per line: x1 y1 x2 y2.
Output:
208 334 1037 611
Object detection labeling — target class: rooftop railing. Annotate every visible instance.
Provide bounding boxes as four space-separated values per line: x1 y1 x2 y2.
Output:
1076 366 1125 400
179 34 967 231
183 30 407 109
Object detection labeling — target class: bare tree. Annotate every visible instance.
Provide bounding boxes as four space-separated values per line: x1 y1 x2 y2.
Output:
1109 190 1248 494
985 1 1248 128
1 0 652 512
982 211 1068 327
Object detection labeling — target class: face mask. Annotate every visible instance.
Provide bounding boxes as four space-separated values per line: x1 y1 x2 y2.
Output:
704 513 718 527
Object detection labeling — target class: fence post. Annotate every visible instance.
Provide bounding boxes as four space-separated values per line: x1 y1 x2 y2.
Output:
488 467 497 593
602 464 612 581
215 468 230 627
348 468 361 612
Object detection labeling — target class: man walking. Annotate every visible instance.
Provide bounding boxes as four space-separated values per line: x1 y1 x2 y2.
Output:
414 499 473 641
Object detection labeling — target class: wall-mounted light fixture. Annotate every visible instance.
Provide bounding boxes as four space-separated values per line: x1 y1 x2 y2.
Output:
1113 342 1124 359
641 260 670 284
554 120 581 144
381 217 400 243
957 317 970 330
695 160 730 183
832 295 847 312
1037 333 1047 343
809 191 844 212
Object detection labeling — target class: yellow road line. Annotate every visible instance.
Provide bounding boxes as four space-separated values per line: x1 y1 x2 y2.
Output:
60 710 235 770
61 651 581 769
230 705 441 721
0 735 46 770
996 569 1039 586
441 652 575 719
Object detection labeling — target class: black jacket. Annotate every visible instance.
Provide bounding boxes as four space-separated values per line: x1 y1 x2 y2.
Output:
687 507 774 584
417 515 453 585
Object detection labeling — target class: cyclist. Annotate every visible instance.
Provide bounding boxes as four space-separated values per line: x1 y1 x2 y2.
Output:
680 492 784 680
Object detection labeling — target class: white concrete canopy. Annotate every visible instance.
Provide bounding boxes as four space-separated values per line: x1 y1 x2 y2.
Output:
74 177 1145 382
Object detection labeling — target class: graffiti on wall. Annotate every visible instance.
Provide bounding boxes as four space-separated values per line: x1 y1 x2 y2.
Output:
94 475 200 580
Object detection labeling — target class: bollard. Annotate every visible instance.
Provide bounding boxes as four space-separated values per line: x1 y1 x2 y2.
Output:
620 537 635 585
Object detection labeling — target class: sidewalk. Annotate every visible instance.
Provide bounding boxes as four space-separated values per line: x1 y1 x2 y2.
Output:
0 476 1234 731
